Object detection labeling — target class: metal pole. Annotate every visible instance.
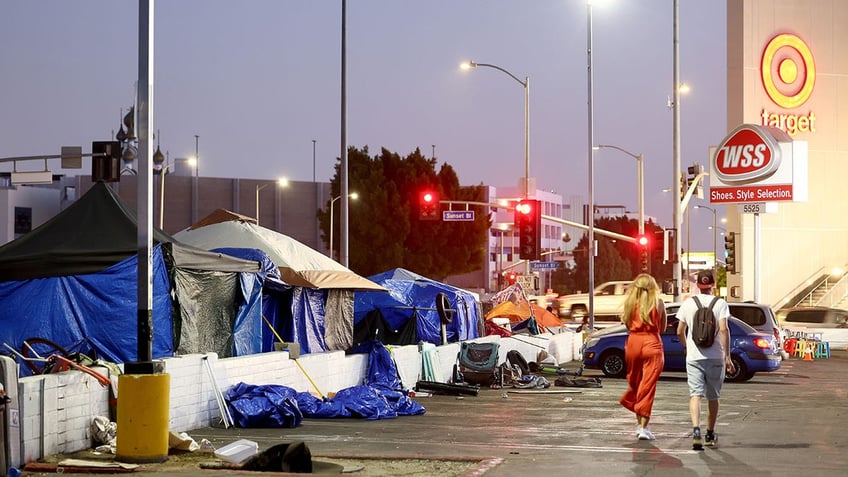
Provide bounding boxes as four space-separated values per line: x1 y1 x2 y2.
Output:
686 205 690 290
672 0 682 301
339 0 350 267
637 154 644 235
587 2 596 330
194 135 199 177
159 163 168 230
329 196 338 260
712 211 717 287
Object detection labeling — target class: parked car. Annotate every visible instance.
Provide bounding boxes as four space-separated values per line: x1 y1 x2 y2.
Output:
556 280 672 324
778 306 848 328
581 314 782 382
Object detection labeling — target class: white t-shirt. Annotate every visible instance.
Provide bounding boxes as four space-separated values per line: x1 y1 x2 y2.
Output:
677 293 731 361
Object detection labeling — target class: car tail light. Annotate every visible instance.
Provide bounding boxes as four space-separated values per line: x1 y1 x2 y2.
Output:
773 328 780 340
753 337 772 349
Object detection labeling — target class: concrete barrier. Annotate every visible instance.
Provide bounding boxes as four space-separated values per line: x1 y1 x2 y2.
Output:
10 331 581 464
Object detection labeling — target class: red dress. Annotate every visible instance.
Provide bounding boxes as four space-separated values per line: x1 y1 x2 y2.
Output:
619 306 664 418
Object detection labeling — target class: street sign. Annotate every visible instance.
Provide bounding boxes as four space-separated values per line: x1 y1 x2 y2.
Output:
442 210 475 221
516 274 537 291
530 261 559 270
740 202 767 214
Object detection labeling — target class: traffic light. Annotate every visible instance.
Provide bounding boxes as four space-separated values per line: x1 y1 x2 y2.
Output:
91 141 121 183
514 199 541 260
418 190 439 220
636 234 649 272
686 162 704 199
725 231 737 274
505 271 518 285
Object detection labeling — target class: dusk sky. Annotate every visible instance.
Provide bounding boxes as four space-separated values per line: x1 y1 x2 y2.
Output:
0 1 728 252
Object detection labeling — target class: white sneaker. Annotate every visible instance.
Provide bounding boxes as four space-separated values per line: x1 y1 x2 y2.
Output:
635 426 643 437
638 428 656 440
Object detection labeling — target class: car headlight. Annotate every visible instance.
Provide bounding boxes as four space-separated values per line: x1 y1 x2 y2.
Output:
584 337 600 349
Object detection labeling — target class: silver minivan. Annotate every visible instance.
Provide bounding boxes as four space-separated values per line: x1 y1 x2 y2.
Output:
780 306 848 328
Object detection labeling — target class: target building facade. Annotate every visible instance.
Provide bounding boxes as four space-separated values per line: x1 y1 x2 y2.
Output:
724 0 848 306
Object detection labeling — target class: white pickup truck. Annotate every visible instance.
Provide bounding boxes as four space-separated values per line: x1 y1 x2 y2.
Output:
556 281 674 326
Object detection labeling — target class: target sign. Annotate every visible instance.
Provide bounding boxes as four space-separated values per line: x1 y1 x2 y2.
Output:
761 33 815 109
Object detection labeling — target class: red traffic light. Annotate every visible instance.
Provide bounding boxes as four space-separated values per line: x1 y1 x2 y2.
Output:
422 192 434 204
418 190 439 220
637 234 649 247
515 201 533 215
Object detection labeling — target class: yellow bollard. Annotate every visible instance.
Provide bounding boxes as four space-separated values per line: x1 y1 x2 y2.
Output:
116 373 170 463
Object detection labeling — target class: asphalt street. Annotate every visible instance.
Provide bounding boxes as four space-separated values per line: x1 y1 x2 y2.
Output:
179 350 848 476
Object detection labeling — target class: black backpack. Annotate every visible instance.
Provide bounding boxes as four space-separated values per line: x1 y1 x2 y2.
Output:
690 296 720 347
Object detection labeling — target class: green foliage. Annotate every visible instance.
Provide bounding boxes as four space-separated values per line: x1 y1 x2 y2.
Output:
554 217 674 294
318 146 491 279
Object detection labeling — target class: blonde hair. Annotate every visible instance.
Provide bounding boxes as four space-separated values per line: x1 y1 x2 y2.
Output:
622 273 660 329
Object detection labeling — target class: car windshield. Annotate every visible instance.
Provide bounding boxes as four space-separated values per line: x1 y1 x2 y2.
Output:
729 317 758 334
785 310 826 323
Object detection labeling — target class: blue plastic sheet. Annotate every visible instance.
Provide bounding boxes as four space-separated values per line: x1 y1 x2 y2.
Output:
225 342 424 426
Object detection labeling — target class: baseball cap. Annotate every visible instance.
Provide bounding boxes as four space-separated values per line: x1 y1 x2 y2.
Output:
696 270 715 288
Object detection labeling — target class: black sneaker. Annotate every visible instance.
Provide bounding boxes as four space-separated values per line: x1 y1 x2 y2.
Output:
692 428 703 450
705 431 717 447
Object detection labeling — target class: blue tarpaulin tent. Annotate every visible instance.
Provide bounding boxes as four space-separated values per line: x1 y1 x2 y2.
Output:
0 182 264 375
353 268 481 345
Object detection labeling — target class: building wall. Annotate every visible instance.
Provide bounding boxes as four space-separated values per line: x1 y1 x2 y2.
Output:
726 0 848 306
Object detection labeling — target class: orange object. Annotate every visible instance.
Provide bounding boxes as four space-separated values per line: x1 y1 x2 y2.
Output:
804 346 813 361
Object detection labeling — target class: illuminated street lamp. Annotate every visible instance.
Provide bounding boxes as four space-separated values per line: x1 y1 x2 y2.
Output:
330 192 358 261
460 60 529 198
256 178 289 226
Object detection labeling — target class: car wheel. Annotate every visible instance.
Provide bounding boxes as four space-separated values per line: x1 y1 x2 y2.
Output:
599 350 626 378
725 356 748 382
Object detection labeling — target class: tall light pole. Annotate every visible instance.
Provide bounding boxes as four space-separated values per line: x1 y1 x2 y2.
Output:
587 1 596 330
329 192 357 261
672 0 682 301
595 145 644 235
193 135 199 178
459 61 530 198
695 204 719 286
256 178 289 226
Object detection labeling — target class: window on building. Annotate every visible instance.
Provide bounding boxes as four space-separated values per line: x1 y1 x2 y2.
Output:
14 207 32 235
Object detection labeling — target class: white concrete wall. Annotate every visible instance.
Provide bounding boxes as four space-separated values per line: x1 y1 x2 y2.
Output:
12 332 579 466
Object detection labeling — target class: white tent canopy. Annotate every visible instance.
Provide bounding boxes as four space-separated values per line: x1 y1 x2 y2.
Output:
174 210 385 291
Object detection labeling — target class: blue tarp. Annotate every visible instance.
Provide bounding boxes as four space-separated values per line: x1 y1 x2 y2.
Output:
0 245 174 374
354 268 481 344
224 342 425 426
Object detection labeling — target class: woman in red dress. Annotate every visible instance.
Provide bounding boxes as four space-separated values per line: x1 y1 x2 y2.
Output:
619 273 667 440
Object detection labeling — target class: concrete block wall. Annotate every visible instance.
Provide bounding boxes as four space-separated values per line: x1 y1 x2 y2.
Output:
14 332 580 464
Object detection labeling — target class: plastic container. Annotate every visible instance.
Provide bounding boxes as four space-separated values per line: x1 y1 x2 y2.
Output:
214 439 259 465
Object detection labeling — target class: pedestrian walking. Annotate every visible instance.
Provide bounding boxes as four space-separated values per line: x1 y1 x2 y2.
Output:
619 273 667 441
676 270 733 450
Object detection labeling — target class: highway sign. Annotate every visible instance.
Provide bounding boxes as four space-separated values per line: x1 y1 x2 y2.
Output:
530 261 559 270
442 210 475 221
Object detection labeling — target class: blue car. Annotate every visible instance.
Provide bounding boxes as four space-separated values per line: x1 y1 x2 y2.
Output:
581 315 782 382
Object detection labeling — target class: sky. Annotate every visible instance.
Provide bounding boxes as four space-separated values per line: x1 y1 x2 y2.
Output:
0 0 727 252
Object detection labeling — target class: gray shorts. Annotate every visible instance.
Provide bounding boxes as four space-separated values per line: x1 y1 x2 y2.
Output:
686 359 725 400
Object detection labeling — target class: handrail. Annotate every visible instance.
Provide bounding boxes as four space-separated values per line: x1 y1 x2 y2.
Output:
814 271 848 307
773 267 827 310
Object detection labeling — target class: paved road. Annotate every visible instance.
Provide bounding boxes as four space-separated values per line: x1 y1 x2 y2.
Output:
185 350 847 476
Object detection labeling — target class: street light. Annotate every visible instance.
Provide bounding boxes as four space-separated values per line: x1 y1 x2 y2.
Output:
157 157 196 230
256 178 289 226
460 60 530 198
330 192 358 261
587 1 596 330
695 204 722 284
594 145 644 235
193 135 199 177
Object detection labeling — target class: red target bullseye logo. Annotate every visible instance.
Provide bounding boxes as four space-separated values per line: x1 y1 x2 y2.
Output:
761 33 815 109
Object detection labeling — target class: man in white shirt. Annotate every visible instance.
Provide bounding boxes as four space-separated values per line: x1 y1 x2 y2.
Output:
675 270 733 450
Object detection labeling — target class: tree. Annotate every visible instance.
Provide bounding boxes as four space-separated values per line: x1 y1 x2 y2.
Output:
318 146 491 279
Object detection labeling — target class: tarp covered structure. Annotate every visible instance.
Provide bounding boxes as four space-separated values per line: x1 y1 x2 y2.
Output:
174 210 386 354
0 182 264 373
485 301 562 328
353 268 482 345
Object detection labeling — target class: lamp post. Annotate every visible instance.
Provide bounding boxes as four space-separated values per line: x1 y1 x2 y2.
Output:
595 145 644 235
256 178 289 226
158 157 195 230
587 0 596 330
459 61 529 199
329 192 358 261
695 204 720 284
193 135 199 178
